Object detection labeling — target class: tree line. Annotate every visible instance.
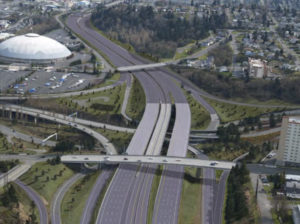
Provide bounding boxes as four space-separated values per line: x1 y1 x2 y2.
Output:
173 65 300 103
91 4 228 58
225 162 250 223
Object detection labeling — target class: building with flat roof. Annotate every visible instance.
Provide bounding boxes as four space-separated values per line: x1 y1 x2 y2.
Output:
277 116 300 166
248 58 268 78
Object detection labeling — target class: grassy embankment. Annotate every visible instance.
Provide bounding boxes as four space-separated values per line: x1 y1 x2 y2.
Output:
0 183 40 223
91 72 120 89
20 162 74 204
183 90 211 130
59 83 126 116
61 172 100 224
147 166 163 224
126 77 146 121
96 128 133 153
178 166 202 224
89 169 116 224
204 97 285 123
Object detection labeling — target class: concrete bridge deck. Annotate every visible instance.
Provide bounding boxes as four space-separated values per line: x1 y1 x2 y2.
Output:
61 155 235 170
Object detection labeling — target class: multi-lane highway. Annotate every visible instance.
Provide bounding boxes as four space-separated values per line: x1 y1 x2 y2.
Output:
65 12 193 224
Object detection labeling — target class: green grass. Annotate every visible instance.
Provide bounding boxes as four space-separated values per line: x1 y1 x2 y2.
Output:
216 170 223 182
196 142 248 161
271 208 293 224
59 83 126 115
126 77 146 121
204 97 284 123
92 73 120 89
20 162 74 203
89 169 115 224
184 90 210 130
174 42 195 60
230 97 300 107
12 182 40 223
96 128 133 153
61 172 100 224
178 167 202 224
147 165 162 224
222 180 228 224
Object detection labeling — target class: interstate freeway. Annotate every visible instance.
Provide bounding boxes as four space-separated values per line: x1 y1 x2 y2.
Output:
66 12 193 224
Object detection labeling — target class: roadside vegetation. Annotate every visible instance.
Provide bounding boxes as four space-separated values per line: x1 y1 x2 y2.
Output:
204 97 283 123
89 169 115 224
91 72 120 89
184 90 210 130
172 65 300 105
126 77 146 121
0 118 96 152
21 84 129 127
208 44 233 66
17 15 59 35
91 5 227 60
61 172 100 224
62 84 126 115
225 162 259 224
0 130 42 154
0 183 40 224
178 166 202 224
147 166 162 224
0 160 19 173
263 173 294 224
96 128 133 154
196 123 273 161
20 161 74 203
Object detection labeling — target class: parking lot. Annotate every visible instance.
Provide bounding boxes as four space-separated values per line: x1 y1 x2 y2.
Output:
0 70 31 93
10 71 102 94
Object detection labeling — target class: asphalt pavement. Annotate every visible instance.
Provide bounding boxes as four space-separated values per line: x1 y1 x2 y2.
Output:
51 173 85 224
0 124 56 147
80 168 114 224
14 179 48 224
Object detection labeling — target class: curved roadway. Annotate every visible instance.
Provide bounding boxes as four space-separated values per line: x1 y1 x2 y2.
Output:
14 179 48 224
0 104 118 154
51 173 85 224
66 12 192 224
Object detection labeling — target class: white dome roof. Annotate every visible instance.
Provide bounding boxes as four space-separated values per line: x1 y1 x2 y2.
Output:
0 33 72 60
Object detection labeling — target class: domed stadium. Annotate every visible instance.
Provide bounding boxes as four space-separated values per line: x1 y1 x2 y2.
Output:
0 33 72 64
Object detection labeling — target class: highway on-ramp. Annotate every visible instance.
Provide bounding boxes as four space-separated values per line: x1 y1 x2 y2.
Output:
51 173 85 224
66 12 192 224
14 179 48 224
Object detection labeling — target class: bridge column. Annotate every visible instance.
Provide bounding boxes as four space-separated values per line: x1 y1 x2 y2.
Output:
196 168 201 179
34 117 38 124
9 110 12 120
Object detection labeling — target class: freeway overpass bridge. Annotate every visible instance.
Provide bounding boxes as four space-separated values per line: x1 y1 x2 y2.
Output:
61 155 235 170
117 62 169 72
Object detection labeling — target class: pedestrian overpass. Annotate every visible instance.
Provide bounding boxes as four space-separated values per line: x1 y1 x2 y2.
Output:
61 155 235 170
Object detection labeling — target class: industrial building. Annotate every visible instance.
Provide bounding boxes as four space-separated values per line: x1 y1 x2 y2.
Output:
277 116 300 166
0 33 72 64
